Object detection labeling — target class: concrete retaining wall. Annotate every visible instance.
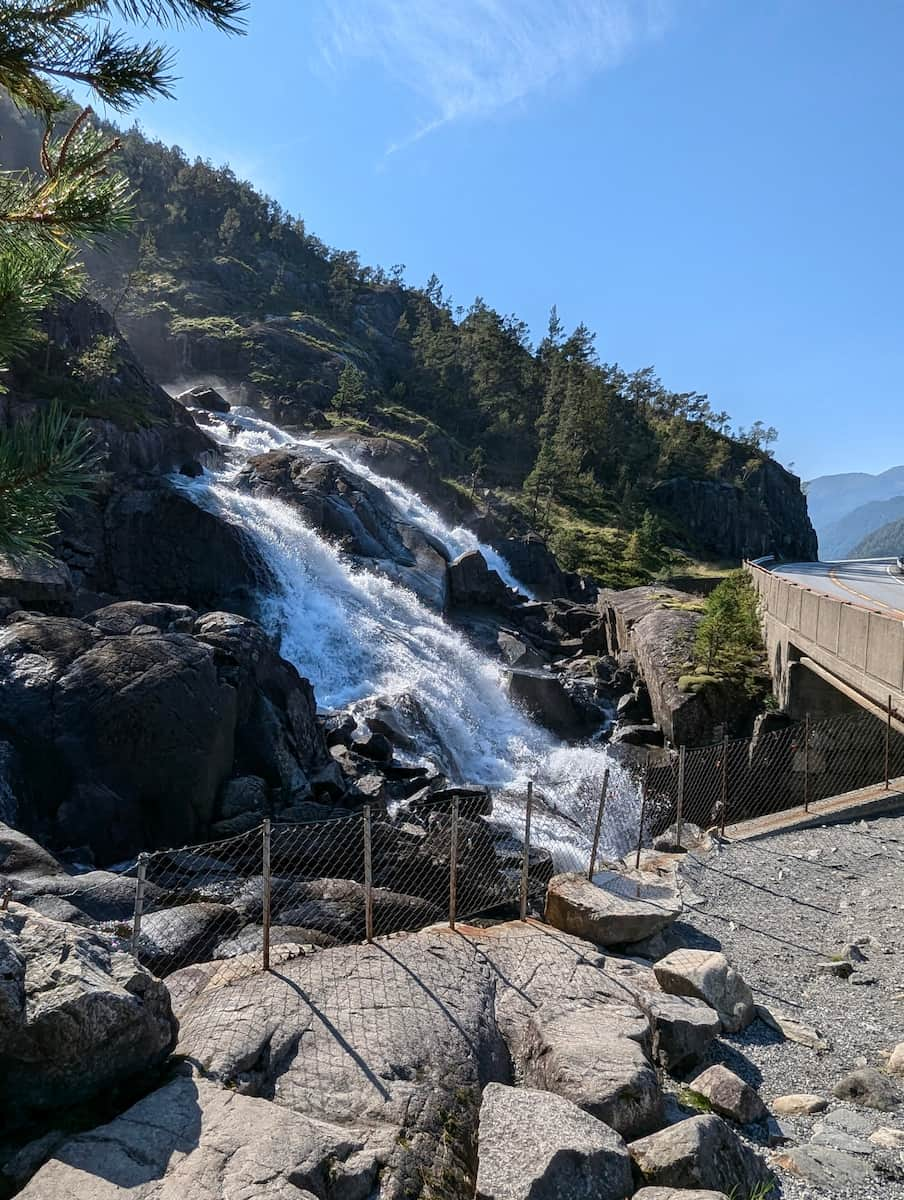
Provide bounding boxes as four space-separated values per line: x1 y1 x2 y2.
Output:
747 563 904 714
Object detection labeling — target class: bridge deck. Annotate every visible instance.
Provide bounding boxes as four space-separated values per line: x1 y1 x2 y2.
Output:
726 776 904 841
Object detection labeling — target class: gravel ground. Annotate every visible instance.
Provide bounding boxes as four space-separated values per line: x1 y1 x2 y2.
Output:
673 811 904 1198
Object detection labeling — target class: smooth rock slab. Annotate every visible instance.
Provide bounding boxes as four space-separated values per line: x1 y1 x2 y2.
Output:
774 1145 873 1189
628 1114 770 1195
0 904 175 1124
18 1074 391 1199
545 867 682 946
475 1082 633 1200
654 950 754 1033
690 1065 768 1125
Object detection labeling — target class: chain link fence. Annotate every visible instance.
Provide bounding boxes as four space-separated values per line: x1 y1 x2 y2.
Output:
108 702 904 984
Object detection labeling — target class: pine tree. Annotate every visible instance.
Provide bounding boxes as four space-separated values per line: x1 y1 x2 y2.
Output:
331 362 367 419
0 0 245 556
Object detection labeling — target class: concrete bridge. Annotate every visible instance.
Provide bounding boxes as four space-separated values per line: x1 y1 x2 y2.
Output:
746 558 904 729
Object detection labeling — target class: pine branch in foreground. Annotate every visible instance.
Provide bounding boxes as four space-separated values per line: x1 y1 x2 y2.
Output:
0 403 99 557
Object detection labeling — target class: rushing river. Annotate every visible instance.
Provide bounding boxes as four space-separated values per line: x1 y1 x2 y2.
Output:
175 404 638 864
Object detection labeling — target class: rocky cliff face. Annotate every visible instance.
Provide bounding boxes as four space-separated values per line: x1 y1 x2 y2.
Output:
652 458 817 562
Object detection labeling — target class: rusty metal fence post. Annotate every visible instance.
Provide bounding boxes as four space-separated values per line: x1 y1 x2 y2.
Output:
634 767 649 870
588 769 609 880
131 851 148 957
886 695 893 790
676 746 686 849
519 781 533 921
363 805 374 942
448 796 459 930
262 818 272 970
803 716 811 812
719 735 728 836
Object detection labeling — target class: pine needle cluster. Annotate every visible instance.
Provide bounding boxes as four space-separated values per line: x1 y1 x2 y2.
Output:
0 0 245 557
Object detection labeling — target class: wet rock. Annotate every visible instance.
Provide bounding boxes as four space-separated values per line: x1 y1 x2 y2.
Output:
545 867 682 947
833 1067 903 1111
654 950 755 1033
690 1065 767 1125
448 549 515 609
497 630 548 669
504 668 586 736
177 384 230 412
475 1082 633 1200
611 723 664 748
0 903 176 1126
628 1114 771 1194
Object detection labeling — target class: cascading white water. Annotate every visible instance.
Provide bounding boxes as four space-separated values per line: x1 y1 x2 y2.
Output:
177 407 639 862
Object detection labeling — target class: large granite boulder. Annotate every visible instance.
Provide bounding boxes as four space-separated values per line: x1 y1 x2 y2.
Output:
628 1114 771 1194
653 950 755 1034
0 609 331 863
641 994 721 1073
475 1082 633 1200
167 921 665 1198
521 998 663 1140
18 1073 394 1199
0 904 176 1126
545 867 682 946
0 552 73 615
690 1065 768 1125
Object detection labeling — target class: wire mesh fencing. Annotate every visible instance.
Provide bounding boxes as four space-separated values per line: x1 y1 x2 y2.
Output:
115 700 904 987
645 704 904 846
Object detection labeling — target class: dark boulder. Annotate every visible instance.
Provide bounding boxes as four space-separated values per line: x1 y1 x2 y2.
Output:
499 534 596 603
504 668 587 737
176 384 230 413
0 553 73 615
448 549 516 609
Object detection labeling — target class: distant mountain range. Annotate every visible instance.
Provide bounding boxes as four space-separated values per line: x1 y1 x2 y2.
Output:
805 465 904 558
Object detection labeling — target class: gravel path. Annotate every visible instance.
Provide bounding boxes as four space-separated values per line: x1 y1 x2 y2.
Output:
674 812 904 1198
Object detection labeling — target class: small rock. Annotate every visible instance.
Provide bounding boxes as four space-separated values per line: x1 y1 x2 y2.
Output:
756 1004 829 1051
849 975 878 986
653 950 755 1033
633 1191 730 1200
838 942 868 962
628 1114 770 1194
475 1082 634 1200
642 994 721 1072
870 1127 904 1150
765 1116 792 1146
833 1068 903 1111
772 1093 828 1116
888 1043 904 1076
815 960 854 979
690 1065 767 1125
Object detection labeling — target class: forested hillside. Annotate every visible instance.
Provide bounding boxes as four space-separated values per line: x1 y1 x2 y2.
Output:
0 95 816 584
851 518 904 558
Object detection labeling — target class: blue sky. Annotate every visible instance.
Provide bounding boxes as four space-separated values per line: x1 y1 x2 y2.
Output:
107 0 904 480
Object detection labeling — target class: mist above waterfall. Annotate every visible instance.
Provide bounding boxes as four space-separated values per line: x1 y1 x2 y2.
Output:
177 407 639 863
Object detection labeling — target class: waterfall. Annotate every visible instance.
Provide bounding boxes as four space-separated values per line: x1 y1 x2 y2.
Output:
177 407 639 863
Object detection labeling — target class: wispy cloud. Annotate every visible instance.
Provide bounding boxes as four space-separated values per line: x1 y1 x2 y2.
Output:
317 0 672 152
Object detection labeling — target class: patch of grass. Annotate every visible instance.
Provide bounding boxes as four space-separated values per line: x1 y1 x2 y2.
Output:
678 673 721 694
676 1086 714 1113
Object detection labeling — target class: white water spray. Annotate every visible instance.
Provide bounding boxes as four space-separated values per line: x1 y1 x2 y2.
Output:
178 409 638 861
